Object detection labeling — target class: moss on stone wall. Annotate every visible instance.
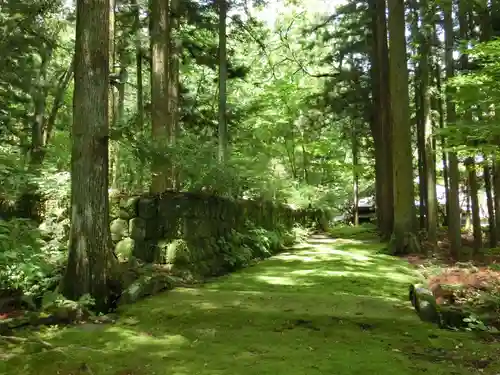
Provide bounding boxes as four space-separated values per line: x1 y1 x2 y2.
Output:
109 191 328 281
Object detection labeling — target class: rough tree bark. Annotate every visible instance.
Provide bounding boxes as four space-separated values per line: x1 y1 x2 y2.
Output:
493 157 500 245
443 0 462 258
352 125 359 226
61 0 112 313
465 157 482 251
218 0 228 164
150 0 172 192
434 62 449 227
419 0 438 243
369 0 394 240
387 0 418 253
170 0 181 189
132 0 145 190
483 157 496 247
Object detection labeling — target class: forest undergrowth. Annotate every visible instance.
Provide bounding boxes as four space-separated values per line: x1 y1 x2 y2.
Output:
1 230 499 375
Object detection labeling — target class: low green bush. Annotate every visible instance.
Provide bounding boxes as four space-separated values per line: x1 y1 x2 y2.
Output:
0 219 64 299
216 222 310 272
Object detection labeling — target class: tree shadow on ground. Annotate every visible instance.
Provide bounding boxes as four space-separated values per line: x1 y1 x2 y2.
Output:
1 236 499 375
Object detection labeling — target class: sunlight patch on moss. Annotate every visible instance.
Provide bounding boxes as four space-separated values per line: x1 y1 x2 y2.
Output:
274 253 324 262
3 235 500 375
322 249 372 261
182 288 264 296
197 301 220 309
276 247 372 262
375 265 421 278
289 268 316 275
329 290 403 302
254 275 299 285
288 268 413 284
290 243 312 249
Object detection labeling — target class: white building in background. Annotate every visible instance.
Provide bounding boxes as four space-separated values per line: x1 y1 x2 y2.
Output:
414 180 489 219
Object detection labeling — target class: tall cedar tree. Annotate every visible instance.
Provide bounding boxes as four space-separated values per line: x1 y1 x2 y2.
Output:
387 0 418 253
61 0 112 312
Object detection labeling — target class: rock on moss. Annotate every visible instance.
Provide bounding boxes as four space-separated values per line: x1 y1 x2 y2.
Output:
118 273 174 306
118 209 132 220
120 196 140 218
129 217 146 240
115 237 135 260
110 218 129 242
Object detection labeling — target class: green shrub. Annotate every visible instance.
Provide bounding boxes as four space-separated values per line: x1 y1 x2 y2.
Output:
283 224 310 245
217 221 309 271
0 218 63 297
217 235 254 270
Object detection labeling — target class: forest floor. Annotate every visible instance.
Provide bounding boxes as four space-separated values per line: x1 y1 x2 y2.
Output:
1 232 500 375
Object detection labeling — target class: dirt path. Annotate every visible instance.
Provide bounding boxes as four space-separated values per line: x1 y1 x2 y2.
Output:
1 235 499 375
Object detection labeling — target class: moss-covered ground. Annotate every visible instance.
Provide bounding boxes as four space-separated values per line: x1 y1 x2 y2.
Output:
1 228 499 375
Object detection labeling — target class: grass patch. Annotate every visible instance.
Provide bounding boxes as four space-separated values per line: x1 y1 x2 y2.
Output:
1 234 499 375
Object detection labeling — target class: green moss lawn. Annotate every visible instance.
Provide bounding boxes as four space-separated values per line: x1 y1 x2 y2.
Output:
1 229 499 375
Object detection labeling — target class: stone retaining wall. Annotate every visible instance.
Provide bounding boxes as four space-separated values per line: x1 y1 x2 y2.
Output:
109 191 327 277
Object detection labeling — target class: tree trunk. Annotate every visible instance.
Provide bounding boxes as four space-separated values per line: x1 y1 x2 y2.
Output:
61 0 112 313
464 182 472 231
132 0 145 191
369 0 393 240
419 0 437 243
477 1 495 247
108 0 116 184
111 54 127 190
170 0 181 189
443 1 462 258
434 62 449 227
415 62 426 231
150 0 172 192
459 0 481 251
412 1 426 231
387 0 417 253
352 125 359 226
465 158 482 251
218 0 228 163
478 0 491 41
44 56 74 147
493 157 500 244
23 47 52 220
483 157 496 247
31 48 52 168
